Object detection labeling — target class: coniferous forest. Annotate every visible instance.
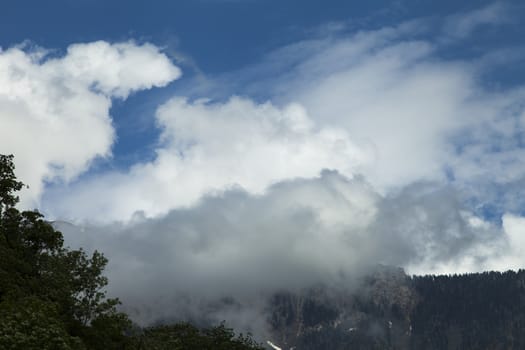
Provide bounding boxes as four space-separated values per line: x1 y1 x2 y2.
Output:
267 268 525 350
410 271 525 350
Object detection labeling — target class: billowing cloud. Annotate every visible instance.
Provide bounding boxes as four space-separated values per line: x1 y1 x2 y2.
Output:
263 28 525 193
45 17 525 225
0 41 180 207
55 171 517 335
46 97 370 221
174 18 525 196
492 214 525 271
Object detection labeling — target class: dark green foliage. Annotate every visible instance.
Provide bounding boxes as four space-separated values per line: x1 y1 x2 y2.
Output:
131 323 264 350
0 297 84 350
0 154 130 349
81 312 133 350
410 270 525 350
0 155 23 210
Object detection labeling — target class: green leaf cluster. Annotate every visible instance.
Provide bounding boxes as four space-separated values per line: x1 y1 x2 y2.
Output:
0 154 131 349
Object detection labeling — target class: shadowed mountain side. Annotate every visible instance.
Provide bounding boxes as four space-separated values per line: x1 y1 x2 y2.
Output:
265 266 525 350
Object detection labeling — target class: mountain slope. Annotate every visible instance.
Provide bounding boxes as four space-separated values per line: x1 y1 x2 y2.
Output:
266 267 525 350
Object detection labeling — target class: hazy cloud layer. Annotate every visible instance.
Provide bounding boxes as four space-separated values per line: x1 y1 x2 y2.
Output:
55 171 519 333
443 2 510 39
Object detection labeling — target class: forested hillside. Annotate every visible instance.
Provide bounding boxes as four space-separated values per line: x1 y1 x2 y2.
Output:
411 271 525 349
266 268 525 350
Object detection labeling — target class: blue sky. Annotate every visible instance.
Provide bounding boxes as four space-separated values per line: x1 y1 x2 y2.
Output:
3 0 525 329
3 0 524 171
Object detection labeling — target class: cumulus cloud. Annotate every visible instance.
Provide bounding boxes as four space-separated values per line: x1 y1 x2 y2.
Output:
0 41 180 207
176 18 525 194
43 27 493 221
54 41 181 98
46 96 371 221
262 28 525 194
291 41 470 189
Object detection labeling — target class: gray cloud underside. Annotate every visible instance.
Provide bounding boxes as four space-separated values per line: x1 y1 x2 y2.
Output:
56 170 514 334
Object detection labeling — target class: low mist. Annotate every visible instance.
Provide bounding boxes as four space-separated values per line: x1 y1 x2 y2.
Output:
56 170 513 338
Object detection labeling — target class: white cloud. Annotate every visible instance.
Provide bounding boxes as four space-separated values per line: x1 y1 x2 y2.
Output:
41 25 498 222
46 96 371 221
53 41 181 98
175 17 525 196
0 41 180 207
291 40 471 189
492 214 525 271
232 22 525 194
407 211 525 275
